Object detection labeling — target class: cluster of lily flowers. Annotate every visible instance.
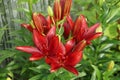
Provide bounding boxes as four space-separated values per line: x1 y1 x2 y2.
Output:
16 0 102 75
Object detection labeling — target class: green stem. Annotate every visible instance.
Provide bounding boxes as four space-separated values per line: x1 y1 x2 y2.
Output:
28 0 33 15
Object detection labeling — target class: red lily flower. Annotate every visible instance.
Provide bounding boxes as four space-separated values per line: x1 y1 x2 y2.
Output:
73 15 102 44
21 13 50 34
32 13 50 34
46 39 86 75
16 27 61 61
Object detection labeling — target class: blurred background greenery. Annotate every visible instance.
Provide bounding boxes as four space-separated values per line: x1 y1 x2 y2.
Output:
0 0 120 80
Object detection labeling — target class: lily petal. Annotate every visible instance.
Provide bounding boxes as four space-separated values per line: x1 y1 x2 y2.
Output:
73 15 82 36
54 0 61 21
29 52 44 61
33 29 48 52
61 0 72 18
65 51 83 66
81 15 88 30
66 15 74 29
63 21 72 38
65 39 75 54
47 26 56 41
46 16 51 29
86 23 100 36
32 13 43 33
38 14 49 34
16 46 43 61
57 41 66 55
73 40 86 52
48 36 59 55
64 65 78 75
16 46 40 54
21 23 33 32
87 32 102 41
46 57 61 72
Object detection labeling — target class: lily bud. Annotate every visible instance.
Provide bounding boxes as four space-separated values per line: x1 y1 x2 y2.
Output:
61 0 72 18
108 60 115 71
6 77 11 80
54 0 61 21
47 6 53 17
99 0 105 6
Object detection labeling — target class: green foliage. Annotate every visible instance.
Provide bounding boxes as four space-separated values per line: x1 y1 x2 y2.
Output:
0 26 6 41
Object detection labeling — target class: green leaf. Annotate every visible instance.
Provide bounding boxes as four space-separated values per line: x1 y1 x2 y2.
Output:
91 65 101 80
29 67 41 73
104 23 118 39
106 8 120 23
99 44 114 52
0 50 15 64
103 68 117 80
47 73 56 80
12 19 25 24
58 26 64 36
71 72 86 80
0 26 7 41
29 74 43 80
91 69 96 80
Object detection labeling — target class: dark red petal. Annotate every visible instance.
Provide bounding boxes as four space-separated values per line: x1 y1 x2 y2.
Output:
38 14 48 27
81 15 88 30
21 23 33 32
33 29 48 52
86 23 100 36
46 16 51 29
16 46 44 61
76 15 88 39
73 40 86 52
50 63 61 72
60 0 65 11
32 13 43 33
63 65 78 75
63 21 71 38
62 0 72 18
87 32 102 41
65 39 75 54
38 14 49 34
66 15 74 29
47 26 56 41
29 52 44 61
73 16 82 36
54 0 61 21
16 46 40 54
48 36 59 56
45 57 61 72
65 51 83 66
57 41 66 55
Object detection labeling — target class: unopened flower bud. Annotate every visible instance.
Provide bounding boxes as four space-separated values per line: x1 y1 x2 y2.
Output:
47 6 53 17
108 60 115 71
99 0 105 6
54 0 61 21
